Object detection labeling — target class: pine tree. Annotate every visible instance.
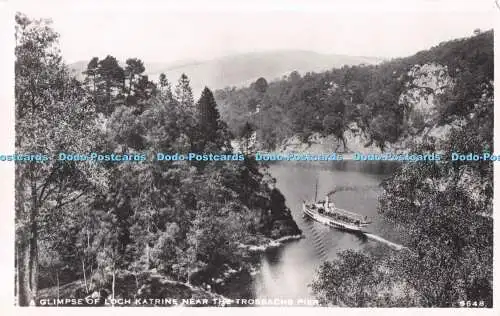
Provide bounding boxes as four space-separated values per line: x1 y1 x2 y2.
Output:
83 57 99 101
134 75 157 102
253 77 268 94
124 58 145 97
195 87 228 151
174 73 195 112
97 55 125 114
159 73 172 99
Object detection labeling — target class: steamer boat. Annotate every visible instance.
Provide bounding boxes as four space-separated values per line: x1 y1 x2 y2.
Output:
302 180 371 233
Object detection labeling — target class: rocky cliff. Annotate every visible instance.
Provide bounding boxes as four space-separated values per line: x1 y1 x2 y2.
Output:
276 62 462 154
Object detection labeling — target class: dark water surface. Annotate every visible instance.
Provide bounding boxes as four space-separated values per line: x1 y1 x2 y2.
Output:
224 161 401 303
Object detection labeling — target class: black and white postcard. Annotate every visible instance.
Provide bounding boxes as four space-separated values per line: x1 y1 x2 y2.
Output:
1 0 498 314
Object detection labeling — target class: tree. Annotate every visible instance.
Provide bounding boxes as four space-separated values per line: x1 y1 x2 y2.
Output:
96 55 125 114
174 73 195 112
310 30 493 306
134 75 157 104
83 57 99 101
253 77 268 94
378 159 492 306
313 96 493 306
289 71 301 83
238 122 254 153
311 250 387 307
158 73 172 99
368 114 400 151
15 13 106 305
92 210 122 303
194 87 231 152
322 114 345 148
124 58 145 97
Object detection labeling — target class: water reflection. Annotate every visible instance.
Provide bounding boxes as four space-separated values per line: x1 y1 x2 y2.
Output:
225 161 399 303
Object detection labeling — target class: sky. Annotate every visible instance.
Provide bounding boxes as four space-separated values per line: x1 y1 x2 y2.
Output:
7 0 498 64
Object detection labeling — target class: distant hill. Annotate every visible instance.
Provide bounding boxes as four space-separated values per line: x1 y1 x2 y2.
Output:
68 50 383 97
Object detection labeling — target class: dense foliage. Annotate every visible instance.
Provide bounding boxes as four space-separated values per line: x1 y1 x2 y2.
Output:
310 32 493 307
13 11 494 308
215 31 494 305
215 31 493 151
14 13 299 306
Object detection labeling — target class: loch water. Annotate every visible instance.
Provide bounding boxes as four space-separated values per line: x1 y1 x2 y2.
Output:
221 161 402 304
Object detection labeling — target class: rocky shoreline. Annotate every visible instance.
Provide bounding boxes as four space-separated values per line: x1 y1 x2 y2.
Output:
238 234 304 252
36 230 304 307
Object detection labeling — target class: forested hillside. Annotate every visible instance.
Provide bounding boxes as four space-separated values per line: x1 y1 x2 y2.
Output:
13 10 494 308
214 29 494 307
14 13 300 306
215 31 493 152
307 33 493 306
310 94 493 307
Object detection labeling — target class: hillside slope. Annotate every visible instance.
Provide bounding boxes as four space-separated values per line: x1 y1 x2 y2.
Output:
69 50 382 96
215 31 493 153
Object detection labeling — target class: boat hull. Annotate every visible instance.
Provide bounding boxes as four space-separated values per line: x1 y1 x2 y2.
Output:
302 204 367 233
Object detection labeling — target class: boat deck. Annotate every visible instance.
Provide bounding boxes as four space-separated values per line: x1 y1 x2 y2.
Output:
303 202 371 232
309 202 371 225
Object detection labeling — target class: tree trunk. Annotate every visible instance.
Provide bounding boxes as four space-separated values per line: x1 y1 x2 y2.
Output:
28 218 39 304
89 261 94 291
29 173 39 306
92 74 97 101
111 266 116 306
106 80 112 112
187 269 192 285
15 165 27 306
82 258 89 293
128 75 133 96
134 272 139 294
18 170 39 306
85 227 93 290
86 228 90 248
146 222 150 269
18 222 38 306
15 246 19 306
18 242 30 306
56 271 60 304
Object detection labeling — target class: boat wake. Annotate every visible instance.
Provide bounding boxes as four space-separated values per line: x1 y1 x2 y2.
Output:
363 233 406 251
324 185 405 251
304 219 330 261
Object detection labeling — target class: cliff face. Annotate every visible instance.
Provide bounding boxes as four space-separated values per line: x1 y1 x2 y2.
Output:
272 60 493 211
276 62 459 154
219 31 493 160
